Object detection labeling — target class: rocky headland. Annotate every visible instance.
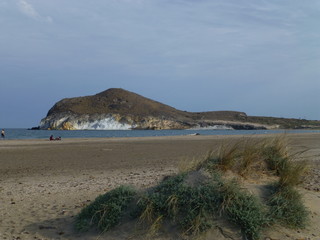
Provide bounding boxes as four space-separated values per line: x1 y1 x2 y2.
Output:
39 88 320 130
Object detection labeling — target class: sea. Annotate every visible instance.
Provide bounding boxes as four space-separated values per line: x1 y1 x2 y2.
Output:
1 128 320 140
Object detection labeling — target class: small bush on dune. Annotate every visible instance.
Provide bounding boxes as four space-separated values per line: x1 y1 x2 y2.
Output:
75 185 136 232
137 172 268 240
217 179 269 240
137 173 219 235
267 183 309 229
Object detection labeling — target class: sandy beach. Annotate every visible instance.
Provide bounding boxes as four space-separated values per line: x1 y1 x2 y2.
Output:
0 133 320 240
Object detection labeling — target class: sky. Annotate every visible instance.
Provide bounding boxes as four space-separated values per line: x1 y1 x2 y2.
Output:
1 0 320 127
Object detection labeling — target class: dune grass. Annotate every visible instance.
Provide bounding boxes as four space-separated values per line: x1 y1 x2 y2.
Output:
136 172 268 240
267 183 309 229
182 135 309 184
75 135 309 239
75 185 136 232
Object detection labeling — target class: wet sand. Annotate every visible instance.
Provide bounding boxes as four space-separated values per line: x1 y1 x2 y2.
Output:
0 133 319 239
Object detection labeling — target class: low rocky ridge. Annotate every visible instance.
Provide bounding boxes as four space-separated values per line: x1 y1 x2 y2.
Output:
39 88 320 130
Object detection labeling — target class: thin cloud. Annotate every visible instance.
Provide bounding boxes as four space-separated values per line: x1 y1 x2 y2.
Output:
17 0 52 22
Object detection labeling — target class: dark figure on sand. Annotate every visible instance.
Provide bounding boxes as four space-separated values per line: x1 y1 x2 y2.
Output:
50 135 61 141
1 129 5 139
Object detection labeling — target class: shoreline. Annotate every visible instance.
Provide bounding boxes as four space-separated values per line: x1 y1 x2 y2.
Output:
1 128 320 141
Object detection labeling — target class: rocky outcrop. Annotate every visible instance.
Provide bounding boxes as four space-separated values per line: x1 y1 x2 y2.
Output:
39 88 320 130
40 112 192 130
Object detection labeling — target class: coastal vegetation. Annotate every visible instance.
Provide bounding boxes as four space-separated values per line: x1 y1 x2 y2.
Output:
75 136 309 240
75 185 136 232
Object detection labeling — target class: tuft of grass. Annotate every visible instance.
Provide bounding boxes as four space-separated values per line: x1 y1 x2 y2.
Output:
181 142 241 175
262 136 289 174
178 155 207 173
138 197 155 224
237 139 266 177
167 194 179 219
146 215 163 238
261 136 309 187
214 142 240 172
278 160 309 187
183 207 211 236
267 183 309 229
75 185 136 232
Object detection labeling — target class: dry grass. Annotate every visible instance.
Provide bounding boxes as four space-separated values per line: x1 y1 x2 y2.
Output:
278 160 309 187
178 141 240 174
180 135 310 186
167 194 179 219
138 198 154 224
178 156 207 173
215 142 240 172
146 215 164 238
262 136 309 187
237 139 267 177
183 209 207 236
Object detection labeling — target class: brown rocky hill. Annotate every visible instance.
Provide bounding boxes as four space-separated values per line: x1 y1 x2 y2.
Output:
47 88 190 120
39 88 320 130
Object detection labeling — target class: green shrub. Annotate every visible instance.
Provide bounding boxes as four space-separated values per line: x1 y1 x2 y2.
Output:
177 184 220 234
137 173 268 239
217 179 269 240
137 173 219 235
75 185 136 232
268 183 309 229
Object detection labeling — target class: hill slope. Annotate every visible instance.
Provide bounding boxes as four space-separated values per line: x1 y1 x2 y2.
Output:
39 88 320 130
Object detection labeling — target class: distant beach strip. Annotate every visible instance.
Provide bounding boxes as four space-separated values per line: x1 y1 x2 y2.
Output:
2 128 320 140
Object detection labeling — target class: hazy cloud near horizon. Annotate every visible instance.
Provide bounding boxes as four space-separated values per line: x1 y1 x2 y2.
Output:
1 0 319 127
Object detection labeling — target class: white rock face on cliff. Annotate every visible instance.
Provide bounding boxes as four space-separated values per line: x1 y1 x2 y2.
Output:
39 113 133 130
190 125 234 130
75 118 132 130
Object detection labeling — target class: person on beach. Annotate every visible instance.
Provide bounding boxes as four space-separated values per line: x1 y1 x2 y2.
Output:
50 135 61 141
1 129 5 139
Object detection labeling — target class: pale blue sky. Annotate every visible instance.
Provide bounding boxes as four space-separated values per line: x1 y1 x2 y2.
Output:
1 0 319 127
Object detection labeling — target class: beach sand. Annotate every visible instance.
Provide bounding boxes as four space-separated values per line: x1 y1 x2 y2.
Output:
0 133 319 240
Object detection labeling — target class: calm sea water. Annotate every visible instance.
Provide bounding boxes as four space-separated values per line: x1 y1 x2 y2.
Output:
1 128 319 140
